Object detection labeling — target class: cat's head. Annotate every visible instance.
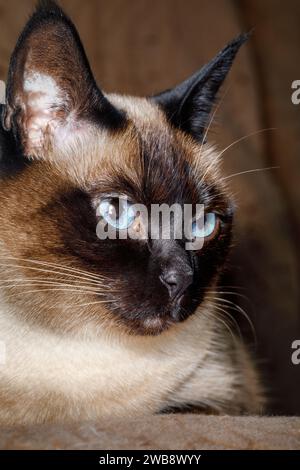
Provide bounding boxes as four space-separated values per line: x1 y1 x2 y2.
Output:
0 1 247 336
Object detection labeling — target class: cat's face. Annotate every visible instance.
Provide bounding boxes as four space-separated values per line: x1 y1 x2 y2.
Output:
0 2 246 336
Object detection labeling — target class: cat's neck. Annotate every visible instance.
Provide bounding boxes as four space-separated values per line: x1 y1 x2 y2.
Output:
0 294 221 421
0 292 217 376
0 292 261 424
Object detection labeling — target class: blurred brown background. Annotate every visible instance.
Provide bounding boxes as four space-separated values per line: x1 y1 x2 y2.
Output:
0 0 299 414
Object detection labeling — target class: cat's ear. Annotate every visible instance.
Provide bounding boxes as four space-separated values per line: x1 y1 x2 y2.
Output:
152 34 249 142
2 0 124 159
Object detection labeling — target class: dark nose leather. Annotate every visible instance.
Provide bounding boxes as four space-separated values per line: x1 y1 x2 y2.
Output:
160 268 193 301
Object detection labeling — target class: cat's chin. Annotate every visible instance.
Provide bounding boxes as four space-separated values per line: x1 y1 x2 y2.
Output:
114 298 199 336
128 316 176 336
125 308 194 336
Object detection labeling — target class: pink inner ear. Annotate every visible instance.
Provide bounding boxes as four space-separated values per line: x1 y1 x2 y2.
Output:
21 71 64 154
20 71 90 158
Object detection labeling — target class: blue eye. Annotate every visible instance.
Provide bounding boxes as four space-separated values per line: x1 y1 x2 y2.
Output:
99 198 136 230
192 213 218 239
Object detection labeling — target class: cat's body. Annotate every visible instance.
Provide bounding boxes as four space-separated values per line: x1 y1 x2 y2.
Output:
0 285 261 425
0 1 263 425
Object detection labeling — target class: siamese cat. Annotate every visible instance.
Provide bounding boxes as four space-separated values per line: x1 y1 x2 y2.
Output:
0 0 263 425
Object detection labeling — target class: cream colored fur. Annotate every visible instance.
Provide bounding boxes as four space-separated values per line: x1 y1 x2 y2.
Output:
0 291 263 426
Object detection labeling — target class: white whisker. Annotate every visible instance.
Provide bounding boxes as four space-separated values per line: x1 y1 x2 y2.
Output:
2 287 100 301
75 300 116 308
198 86 230 168
0 256 111 283
222 166 279 182
213 303 243 340
205 290 251 303
0 278 100 290
0 261 107 287
207 295 256 345
217 128 276 160
205 308 236 342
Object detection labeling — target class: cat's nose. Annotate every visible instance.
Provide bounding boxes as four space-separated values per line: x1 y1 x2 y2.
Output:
160 268 193 301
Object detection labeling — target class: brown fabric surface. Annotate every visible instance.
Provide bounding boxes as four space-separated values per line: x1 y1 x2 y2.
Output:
0 416 299 450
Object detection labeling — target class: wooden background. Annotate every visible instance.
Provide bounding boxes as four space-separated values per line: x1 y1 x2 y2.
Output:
0 0 299 414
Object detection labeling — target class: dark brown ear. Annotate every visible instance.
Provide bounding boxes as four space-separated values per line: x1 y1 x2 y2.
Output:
152 34 249 142
2 0 124 158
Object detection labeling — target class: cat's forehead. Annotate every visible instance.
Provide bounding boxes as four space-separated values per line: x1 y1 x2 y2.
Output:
55 93 222 204
108 94 166 127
